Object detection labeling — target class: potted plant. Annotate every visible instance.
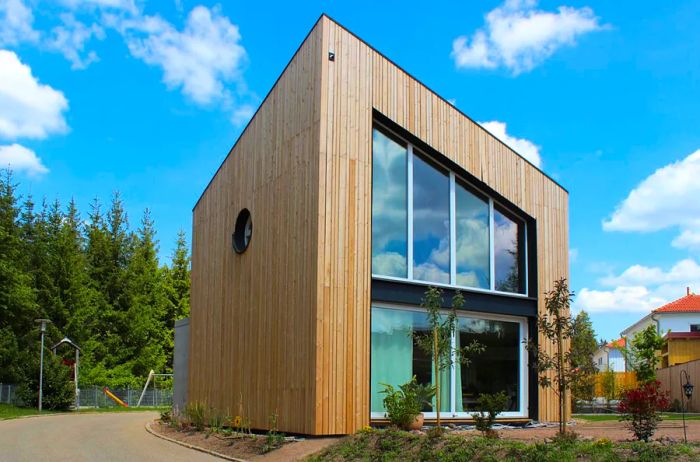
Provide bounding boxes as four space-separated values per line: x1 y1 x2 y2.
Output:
380 377 436 431
410 381 437 430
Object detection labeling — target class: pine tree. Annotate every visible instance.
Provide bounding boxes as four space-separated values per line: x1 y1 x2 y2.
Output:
162 230 191 369
125 209 168 379
0 170 38 382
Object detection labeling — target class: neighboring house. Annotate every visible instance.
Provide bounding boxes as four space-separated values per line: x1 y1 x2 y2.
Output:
593 338 626 372
621 288 700 368
187 15 569 435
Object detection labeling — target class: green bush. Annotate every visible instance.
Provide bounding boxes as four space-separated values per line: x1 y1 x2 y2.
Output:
17 352 74 410
471 391 508 436
380 377 424 429
185 402 206 431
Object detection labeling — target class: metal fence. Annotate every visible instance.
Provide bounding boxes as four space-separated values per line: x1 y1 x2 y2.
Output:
0 384 22 406
0 383 172 408
78 386 172 408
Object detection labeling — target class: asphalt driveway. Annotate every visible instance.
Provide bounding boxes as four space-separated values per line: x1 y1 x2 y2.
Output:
0 411 219 462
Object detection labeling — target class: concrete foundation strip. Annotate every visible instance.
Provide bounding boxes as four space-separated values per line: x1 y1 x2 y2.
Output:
145 420 250 462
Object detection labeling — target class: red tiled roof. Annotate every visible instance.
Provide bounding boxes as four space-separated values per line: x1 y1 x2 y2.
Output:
606 338 626 349
653 293 700 313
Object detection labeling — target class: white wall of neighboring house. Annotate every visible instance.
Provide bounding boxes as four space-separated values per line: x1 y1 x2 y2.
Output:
593 347 626 372
658 313 700 333
621 316 654 340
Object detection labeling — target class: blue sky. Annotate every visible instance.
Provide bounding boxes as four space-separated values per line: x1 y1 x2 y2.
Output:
1 0 699 342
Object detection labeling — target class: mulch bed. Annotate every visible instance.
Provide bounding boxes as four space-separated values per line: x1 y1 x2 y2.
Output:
152 421 286 460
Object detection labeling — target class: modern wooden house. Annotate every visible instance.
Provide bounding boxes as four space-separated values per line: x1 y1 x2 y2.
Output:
188 14 569 435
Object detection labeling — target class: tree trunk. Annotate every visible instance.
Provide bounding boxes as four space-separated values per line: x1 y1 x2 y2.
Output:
558 325 566 434
434 327 440 428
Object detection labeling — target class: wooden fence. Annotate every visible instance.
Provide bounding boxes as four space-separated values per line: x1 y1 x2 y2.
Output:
594 371 637 398
657 359 700 412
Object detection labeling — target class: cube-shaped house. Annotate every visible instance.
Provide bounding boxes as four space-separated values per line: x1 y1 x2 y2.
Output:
188 14 569 435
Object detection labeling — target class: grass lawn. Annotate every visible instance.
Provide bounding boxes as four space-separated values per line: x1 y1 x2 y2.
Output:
0 403 168 420
575 413 700 422
306 428 700 462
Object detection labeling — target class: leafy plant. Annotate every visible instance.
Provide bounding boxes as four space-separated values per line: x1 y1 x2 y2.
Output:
569 311 598 405
160 409 172 423
380 378 422 429
412 381 437 411
622 325 665 384
413 287 484 428
471 391 508 437
261 411 285 454
17 351 75 410
525 278 575 435
618 380 670 441
185 401 206 431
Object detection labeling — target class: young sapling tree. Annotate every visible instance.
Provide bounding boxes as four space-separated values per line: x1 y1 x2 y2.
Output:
413 287 484 429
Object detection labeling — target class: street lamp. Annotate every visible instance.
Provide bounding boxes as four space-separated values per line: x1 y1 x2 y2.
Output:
681 369 694 443
34 319 52 412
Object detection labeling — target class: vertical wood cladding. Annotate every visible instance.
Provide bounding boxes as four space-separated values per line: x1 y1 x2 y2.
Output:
189 21 324 435
190 15 569 436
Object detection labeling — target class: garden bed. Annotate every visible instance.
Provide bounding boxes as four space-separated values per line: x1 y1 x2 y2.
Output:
306 427 700 462
151 420 291 460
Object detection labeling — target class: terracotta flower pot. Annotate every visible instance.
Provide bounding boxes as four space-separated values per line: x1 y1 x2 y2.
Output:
406 413 424 431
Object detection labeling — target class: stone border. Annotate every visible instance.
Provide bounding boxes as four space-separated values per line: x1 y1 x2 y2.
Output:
145 420 250 462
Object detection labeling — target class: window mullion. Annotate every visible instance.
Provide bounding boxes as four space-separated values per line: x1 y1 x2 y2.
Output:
451 328 457 416
489 198 495 291
407 144 414 281
449 172 456 286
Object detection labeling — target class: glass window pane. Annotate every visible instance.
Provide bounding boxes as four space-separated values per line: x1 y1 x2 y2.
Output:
494 209 523 293
412 154 450 284
372 129 408 278
371 306 450 413
455 183 490 289
456 317 520 412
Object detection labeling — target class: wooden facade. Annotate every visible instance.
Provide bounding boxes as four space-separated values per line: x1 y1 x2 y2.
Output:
189 15 570 435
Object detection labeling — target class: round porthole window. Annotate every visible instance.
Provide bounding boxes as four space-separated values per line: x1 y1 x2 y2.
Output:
232 208 252 253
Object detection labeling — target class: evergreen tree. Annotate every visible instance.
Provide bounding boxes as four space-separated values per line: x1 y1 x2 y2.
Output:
125 209 168 379
162 230 191 369
0 170 38 383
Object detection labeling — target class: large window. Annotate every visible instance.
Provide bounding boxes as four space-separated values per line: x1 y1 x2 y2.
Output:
371 305 527 417
371 126 527 295
412 154 450 284
372 130 408 278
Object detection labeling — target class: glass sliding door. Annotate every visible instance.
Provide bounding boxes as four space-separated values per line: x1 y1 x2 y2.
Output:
455 317 521 413
371 129 408 278
371 304 527 418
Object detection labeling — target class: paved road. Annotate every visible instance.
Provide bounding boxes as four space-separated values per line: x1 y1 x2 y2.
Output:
0 411 220 462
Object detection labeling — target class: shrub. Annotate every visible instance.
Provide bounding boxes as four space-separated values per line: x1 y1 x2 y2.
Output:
17 352 75 410
618 380 669 441
471 391 508 437
380 377 422 429
600 369 617 404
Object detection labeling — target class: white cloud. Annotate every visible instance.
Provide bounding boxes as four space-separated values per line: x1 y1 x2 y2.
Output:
0 50 69 139
231 104 254 127
452 0 604 74
0 0 39 46
575 259 700 313
603 150 700 251
47 14 105 70
60 0 137 13
122 5 247 105
0 143 48 176
569 248 579 263
480 120 542 167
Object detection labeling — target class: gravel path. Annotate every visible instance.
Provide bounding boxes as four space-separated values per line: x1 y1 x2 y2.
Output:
0 411 220 462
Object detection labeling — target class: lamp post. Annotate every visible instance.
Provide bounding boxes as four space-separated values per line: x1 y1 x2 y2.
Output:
34 319 52 412
680 369 694 443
